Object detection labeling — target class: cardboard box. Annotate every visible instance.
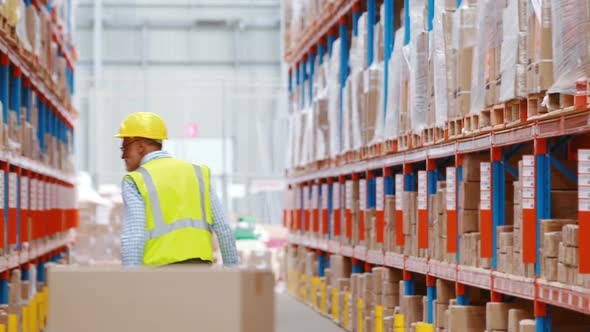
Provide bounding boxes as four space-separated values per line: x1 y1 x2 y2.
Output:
448 305 486 332
541 219 577 247
519 319 536 332
499 232 514 252
459 182 480 210
436 303 449 328
508 309 532 332
486 302 512 331
562 224 578 248
459 209 479 234
544 232 562 258
47 266 275 332
543 257 558 281
401 295 424 327
558 262 567 283
462 155 488 182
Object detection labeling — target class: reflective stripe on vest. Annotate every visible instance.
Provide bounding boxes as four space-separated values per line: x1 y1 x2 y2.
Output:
137 164 212 240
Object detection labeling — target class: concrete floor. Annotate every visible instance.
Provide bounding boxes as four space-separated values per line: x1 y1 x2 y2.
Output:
275 291 344 332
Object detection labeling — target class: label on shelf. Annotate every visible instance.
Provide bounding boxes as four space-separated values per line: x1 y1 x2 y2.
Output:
523 177 535 188
523 198 535 210
480 172 491 185
360 179 367 211
395 175 403 211
45 182 51 210
522 187 535 199
579 199 590 212
8 173 16 209
346 180 353 210
417 171 427 210
579 161 590 174
446 194 456 211
376 177 384 211
321 184 329 210
522 166 535 178
446 167 456 192
523 155 535 166
333 183 340 209
21 177 28 210
311 185 319 210
579 149 590 161
37 180 43 211
30 179 37 211
480 190 491 202
0 171 4 208
579 175 590 186
480 200 491 210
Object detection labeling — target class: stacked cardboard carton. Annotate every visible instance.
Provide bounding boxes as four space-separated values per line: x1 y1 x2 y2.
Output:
448 305 486 332
499 0 529 102
402 192 418 257
558 224 581 285
429 182 448 262
433 280 454 331
526 0 554 94
458 155 484 267
384 194 397 253
451 3 478 118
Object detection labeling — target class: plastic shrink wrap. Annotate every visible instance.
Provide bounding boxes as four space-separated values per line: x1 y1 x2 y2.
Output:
313 57 330 161
452 2 477 117
549 0 590 95
500 0 528 102
407 0 429 134
328 38 342 159
432 0 450 128
346 13 367 153
384 28 406 141
470 0 502 114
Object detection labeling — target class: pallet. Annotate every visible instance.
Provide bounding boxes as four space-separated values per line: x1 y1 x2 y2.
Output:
384 139 397 154
527 91 548 118
398 132 412 151
448 117 464 138
547 92 576 113
421 127 446 146
496 98 527 125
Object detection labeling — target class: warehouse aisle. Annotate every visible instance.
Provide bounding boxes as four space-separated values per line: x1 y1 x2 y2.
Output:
276 291 343 332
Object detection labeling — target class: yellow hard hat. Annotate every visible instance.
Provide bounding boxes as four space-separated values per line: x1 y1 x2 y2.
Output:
114 112 168 140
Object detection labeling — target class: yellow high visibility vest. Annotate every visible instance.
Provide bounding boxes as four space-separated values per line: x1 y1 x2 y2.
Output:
126 157 214 265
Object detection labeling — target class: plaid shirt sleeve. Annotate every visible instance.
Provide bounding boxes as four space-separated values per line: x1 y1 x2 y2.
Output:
121 178 146 266
210 184 240 266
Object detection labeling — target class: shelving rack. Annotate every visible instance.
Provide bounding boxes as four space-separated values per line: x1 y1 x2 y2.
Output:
284 0 590 331
0 0 79 315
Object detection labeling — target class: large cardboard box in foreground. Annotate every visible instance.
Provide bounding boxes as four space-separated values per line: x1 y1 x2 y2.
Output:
47 266 275 332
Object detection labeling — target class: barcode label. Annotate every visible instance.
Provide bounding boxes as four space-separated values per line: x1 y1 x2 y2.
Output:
418 171 427 210
321 184 329 209
579 175 590 186
522 166 535 177
21 177 28 210
522 187 535 199
578 149 590 161
395 175 403 210
8 173 16 209
346 181 353 210
376 177 384 211
446 195 456 210
578 161 590 174
480 190 491 202
360 180 367 210
30 179 37 211
579 199 590 212
523 155 535 166
480 200 491 210
523 177 535 188
446 167 456 189
480 181 491 191
523 198 535 209
480 162 491 172
333 183 340 209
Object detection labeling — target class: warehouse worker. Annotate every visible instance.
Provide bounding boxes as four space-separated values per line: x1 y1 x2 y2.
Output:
115 112 240 266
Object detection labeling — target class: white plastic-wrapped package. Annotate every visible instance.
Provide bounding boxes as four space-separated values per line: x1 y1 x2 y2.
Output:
500 0 527 102
432 0 449 128
470 0 502 114
384 28 406 140
328 38 342 159
527 0 554 93
549 0 590 94
346 13 368 151
366 62 384 145
314 62 330 161
290 0 303 47
301 106 314 165
407 0 430 133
